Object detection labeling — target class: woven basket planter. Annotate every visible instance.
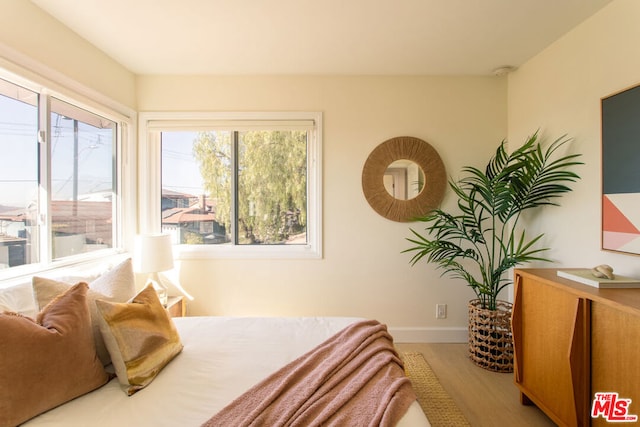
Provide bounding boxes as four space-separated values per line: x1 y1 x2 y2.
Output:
468 299 514 373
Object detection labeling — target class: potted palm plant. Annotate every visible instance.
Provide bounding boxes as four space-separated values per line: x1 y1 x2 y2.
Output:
404 132 582 372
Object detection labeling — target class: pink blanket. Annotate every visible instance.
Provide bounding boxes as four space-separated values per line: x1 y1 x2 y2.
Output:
202 319 416 427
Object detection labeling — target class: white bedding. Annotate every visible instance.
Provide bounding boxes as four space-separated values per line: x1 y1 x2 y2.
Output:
23 316 429 427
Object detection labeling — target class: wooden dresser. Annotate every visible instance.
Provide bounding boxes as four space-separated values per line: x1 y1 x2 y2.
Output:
512 268 640 427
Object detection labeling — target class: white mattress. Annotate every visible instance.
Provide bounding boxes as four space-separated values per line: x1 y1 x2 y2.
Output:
23 316 429 426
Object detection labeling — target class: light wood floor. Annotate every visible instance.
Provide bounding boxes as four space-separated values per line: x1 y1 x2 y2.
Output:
395 343 556 427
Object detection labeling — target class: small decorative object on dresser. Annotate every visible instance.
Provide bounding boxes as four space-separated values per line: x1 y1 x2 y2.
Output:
404 132 582 372
557 266 640 288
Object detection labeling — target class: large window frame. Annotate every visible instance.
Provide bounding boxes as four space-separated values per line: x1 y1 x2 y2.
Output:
139 111 322 259
0 64 134 280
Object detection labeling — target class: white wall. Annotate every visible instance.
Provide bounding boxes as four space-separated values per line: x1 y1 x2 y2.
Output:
7 0 635 342
138 75 507 339
0 0 507 341
508 0 640 278
8 0 593 341
0 0 136 110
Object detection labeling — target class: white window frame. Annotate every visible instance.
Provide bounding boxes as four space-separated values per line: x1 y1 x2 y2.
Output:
138 111 323 259
0 60 135 282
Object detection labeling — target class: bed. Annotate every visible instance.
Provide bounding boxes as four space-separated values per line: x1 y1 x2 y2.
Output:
18 316 429 426
0 259 430 427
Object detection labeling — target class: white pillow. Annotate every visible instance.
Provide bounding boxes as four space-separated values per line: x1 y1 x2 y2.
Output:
0 281 38 318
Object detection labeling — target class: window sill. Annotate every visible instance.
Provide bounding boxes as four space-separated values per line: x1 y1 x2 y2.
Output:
0 250 129 288
175 243 321 260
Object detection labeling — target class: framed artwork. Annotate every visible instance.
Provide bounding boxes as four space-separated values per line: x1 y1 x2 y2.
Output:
601 83 640 255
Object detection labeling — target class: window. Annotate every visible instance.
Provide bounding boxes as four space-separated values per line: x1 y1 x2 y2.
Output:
140 112 322 259
0 79 38 269
0 75 125 274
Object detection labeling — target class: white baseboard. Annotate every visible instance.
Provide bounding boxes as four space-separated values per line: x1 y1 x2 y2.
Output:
389 326 468 343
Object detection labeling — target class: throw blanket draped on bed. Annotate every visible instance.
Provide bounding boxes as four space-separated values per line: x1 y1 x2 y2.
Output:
201 319 416 427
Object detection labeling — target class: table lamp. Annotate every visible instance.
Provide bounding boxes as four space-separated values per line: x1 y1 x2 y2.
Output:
133 234 174 306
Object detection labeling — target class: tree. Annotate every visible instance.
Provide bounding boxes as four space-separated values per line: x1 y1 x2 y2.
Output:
404 133 582 310
193 130 307 244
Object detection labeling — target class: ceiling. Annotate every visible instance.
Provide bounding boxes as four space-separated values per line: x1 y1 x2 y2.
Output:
30 0 612 76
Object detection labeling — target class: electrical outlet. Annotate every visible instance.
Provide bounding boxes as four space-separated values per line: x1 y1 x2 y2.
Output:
436 304 447 319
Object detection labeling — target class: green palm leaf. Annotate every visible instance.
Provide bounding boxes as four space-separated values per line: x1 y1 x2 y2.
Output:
404 131 582 310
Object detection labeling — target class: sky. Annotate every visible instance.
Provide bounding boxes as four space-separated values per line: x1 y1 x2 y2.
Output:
0 94 115 208
0 93 206 210
0 94 38 208
161 131 206 197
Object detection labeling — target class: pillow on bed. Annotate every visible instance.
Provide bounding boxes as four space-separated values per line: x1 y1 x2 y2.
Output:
0 282 109 427
32 258 136 366
0 281 38 318
96 284 183 396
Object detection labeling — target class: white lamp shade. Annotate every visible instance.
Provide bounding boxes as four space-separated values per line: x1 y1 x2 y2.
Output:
133 234 174 273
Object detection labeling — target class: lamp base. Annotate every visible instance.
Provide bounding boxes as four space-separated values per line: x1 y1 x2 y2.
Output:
146 273 169 307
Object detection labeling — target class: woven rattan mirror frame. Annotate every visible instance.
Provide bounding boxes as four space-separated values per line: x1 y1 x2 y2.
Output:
362 136 446 222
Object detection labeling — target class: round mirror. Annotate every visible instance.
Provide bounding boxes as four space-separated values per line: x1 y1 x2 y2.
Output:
384 159 425 200
362 136 446 222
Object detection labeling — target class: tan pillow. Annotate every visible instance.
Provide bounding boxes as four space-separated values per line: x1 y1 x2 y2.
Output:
0 283 109 427
96 284 183 396
32 258 136 366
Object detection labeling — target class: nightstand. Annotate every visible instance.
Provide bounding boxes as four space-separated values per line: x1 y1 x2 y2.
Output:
166 296 186 317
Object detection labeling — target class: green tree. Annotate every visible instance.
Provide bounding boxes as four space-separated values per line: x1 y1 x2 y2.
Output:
193 130 307 244
192 131 232 238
